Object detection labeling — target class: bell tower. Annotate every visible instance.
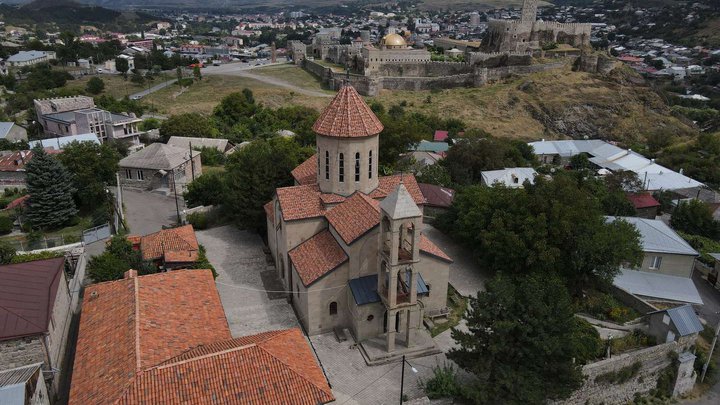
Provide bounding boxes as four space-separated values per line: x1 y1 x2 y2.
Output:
521 0 539 23
377 184 423 352
312 84 383 196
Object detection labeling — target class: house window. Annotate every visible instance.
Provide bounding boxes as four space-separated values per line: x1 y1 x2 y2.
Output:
369 150 373 179
137 170 144 181
325 151 329 180
329 301 338 315
124 169 132 179
355 152 360 182
339 153 344 182
662 314 670 325
650 256 663 270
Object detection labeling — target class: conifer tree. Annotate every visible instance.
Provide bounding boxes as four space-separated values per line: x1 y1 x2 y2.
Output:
25 147 78 229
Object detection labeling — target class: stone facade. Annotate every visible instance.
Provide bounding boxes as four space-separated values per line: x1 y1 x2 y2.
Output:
316 133 379 196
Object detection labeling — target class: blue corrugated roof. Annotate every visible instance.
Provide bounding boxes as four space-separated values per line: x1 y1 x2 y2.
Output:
349 273 429 306
666 304 703 336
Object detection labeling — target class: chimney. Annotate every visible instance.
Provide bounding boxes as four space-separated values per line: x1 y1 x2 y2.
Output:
124 269 138 279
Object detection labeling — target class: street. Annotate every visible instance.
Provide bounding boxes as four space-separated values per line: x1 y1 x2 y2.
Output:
129 78 177 99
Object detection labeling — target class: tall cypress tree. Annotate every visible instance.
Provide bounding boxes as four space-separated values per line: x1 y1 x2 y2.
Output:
25 146 78 229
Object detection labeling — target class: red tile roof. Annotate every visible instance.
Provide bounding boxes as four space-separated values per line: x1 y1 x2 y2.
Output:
326 193 380 244
627 193 661 209
264 201 275 223
140 224 199 263
433 130 449 141
370 174 426 205
119 329 334 405
0 258 65 341
291 154 318 185
289 230 348 286
3 194 29 211
420 235 453 263
312 84 383 138
418 183 455 208
276 184 325 221
69 270 232 405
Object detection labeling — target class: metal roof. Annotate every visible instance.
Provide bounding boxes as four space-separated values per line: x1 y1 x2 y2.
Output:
349 273 429 306
709 253 720 262
119 143 200 170
0 363 42 404
29 133 100 150
666 304 704 336
0 122 15 139
606 216 698 256
481 167 537 188
412 140 449 153
613 269 703 304
167 136 231 153
7 50 51 63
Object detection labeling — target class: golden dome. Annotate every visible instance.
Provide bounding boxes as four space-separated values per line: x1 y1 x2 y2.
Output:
382 33 407 48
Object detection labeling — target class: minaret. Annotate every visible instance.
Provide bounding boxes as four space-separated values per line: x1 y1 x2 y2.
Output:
377 184 423 352
312 84 383 196
521 0 539 23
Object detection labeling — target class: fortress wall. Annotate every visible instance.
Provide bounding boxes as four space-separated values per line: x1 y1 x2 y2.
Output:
374 61 473 77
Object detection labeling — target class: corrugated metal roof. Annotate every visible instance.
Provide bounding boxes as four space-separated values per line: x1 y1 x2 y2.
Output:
666 304 704 336
119 143 200 170
613 269 703 304
481 167 537 188
0 122 14 139
0 363 42 388
349 273 429 306
606 216 698 256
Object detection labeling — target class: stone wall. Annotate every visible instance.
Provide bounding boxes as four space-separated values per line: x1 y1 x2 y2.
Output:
374 61 472 78
0 336 46 370
557 336 696 405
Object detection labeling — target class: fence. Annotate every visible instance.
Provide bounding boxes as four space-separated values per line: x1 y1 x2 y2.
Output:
82 223 111 244
9 234 79 252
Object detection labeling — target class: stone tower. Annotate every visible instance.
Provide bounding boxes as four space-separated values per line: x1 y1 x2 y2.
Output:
521 0 539 23
312 84 383 196
377 184 423 352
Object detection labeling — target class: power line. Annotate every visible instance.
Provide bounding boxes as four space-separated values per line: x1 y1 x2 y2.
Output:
215 280 346 294
338 362 401 405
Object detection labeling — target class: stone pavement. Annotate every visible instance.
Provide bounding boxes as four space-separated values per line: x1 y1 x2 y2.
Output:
421 224 488 297
116 187 185 236
196 225 299 337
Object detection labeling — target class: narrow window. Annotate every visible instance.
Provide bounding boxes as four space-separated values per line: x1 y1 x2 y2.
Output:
650 256 662 270
137 170 144 181
125 169 132 179
368 150 373 179
325 151 329 180
329 301 338 315
355 152 360 182
339 153 344 182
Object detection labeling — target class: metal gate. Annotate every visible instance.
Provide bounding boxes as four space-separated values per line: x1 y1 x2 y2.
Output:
82 223 111 244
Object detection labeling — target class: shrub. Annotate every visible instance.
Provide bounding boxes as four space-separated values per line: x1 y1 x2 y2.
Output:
0 216 13 234
192 245 217 278
0 197 12 209
11 250 63 263
595 361 642 384
421 363 461 399
87 252 132 282
187 212 208 230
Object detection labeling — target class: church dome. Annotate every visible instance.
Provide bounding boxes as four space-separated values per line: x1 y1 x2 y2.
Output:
382 33 406 48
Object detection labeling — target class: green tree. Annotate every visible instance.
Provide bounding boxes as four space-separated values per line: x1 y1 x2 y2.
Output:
87 235 154 282
195 146 226 166
57 141 120 214
449 274 590 403
0 240 16 264
193 65 202 81
25 147 78 230
671 199 720 239
85 77 105 95
130 70 145 85
115 57 130 77
444 137 537 185
224 137 313 230
159 113 218 142
184 170 225 208
416 163 452 187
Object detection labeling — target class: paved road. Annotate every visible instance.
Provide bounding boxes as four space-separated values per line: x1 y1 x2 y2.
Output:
129 79 177 99
117 188 184 236
196 225 299 337
203 62 333 98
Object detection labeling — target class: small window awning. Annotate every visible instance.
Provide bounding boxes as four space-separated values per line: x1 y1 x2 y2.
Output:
349 273 429 306
613 269 703 305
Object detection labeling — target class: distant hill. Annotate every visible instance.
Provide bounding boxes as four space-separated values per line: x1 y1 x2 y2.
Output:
0 0 158 30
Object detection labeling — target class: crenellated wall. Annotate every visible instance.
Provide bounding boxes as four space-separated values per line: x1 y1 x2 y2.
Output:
482 19 591 52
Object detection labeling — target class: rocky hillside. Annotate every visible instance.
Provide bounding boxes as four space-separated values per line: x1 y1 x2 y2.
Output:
374 62 696 145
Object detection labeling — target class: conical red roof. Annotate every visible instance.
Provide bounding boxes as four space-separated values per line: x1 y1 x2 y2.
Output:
312 84 384 137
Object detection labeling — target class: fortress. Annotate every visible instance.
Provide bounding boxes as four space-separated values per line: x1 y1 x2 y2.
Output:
291 0 595 96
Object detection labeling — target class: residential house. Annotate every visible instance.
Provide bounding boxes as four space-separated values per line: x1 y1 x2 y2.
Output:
0 258 78 396
0 122 27 142
648 304 703 344
166 136 236 154
28 133 100 151
265 85 452 359
411 140 450 154
481 167 538 188
627 193 661 219
69 270 334 405
418 183 454 219
6 51 56 67
0 150 62 189
0 363 49 405
609 216 702 305
118 143 201 192
34 96 142 144
129 224 199 270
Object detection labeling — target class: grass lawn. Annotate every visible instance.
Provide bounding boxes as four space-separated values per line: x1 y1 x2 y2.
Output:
429 284 468 337
142 75 331 116
65 73 174 99
252 64 334 94
419 0 550 10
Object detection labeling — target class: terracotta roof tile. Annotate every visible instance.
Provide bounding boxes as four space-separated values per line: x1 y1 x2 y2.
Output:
289 230 348 286
312 85 383 138
276 184 325 221
264 201 275 223
118 329 334 405
291 154 318 185
69 270 231 405
420 235 453 263
140 224 199 262
326 193 380 244
370 174 426 205
320 193 346 205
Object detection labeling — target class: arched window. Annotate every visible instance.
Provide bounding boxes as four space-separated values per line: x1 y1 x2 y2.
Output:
368 150 373 179
355 152 360 182
329 302 338 315
339 153 344 182
325 151 329 180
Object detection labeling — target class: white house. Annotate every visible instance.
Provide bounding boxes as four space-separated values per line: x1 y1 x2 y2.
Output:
481 167 538 188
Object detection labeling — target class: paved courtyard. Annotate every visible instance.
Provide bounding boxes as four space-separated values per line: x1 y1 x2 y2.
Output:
116 187 185 236
196 225 299 337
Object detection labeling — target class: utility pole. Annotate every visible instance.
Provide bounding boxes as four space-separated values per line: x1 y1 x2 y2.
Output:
189 141 196 181
171 170 181 224
399 354 405 405
701 314 720 382
115 172 124 229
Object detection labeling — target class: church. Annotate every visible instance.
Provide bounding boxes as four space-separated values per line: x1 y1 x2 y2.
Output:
265 85 452 357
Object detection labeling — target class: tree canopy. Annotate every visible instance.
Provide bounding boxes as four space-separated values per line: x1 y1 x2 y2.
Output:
671 199 720 240
25 147 78 230
159 112 219 142
443 137 537 185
